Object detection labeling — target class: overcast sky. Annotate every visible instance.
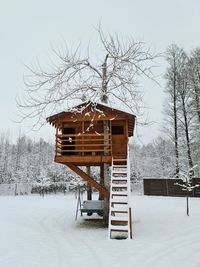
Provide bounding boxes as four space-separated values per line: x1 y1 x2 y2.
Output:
1 0 200 143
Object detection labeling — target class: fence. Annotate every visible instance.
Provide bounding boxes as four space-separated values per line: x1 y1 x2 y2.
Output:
0 182 82 196
143 178 200 197
0 183 32 196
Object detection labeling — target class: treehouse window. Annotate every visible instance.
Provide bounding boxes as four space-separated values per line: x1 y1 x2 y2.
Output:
112 126 124 135
63 127 75 135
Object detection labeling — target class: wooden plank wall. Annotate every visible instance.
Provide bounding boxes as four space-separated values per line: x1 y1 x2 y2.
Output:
143 178 200 197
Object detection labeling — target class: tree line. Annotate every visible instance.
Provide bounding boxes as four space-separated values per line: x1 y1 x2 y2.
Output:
130 45 200 181
164 44 200 178
0 129 199 189
0 131 176 187
0 132 80 186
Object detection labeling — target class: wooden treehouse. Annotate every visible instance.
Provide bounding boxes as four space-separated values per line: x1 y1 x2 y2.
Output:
47 102 135 239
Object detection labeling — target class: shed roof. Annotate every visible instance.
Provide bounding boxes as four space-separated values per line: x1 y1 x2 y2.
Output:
46 102 136 137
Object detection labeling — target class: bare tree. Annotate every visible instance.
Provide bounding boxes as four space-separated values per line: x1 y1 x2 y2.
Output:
188 48 200 125
17 25 158 224
175 166 199 216
17 25 157 127
176 51 194 171
165 44 181 177
187 49 200 175
165 45 196 176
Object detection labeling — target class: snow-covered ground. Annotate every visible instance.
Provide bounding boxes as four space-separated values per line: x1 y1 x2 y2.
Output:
1 194 200 267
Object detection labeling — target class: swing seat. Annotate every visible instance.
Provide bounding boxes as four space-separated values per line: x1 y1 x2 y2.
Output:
81 200 104 216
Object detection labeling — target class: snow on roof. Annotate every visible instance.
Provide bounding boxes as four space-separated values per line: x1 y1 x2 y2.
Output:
46 101 136 137
46 101 135 123
67 101 135 117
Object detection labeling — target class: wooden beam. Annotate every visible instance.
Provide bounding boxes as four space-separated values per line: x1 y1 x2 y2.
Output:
57 149 111 153
65 163 110 199
57 133 111 137
55 155 112 165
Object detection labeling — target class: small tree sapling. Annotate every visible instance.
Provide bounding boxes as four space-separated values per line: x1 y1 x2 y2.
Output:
175 165 199 216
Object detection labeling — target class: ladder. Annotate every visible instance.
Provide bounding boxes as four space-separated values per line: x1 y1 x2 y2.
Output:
108 156 133 239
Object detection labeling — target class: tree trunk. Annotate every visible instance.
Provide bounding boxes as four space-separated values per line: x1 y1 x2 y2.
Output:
194 84 200 124
173 57 180 178
101 54 110 225
86 166 92 216
103 120 110 225
195 71 200 124
180 94 194 170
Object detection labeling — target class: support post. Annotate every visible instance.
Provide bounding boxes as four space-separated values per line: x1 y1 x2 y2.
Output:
86 166 92 200
99 165 104 200
129 207 133 239
56 126 58 156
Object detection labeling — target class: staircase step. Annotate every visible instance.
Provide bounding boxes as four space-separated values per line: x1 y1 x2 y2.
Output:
112 185 128 189
111 195 128 200
111 201 128 205
113 165 127 168
113 158 127 161
111 210 128 215
112 175 127 179
111 198 128 203
112 176 127 180
112 177 127 180
113 161 127 165
112 171 127 174
112 178 128 182
110 225 129 232
112 193 128 197
110 216 128 222
111 189 128 193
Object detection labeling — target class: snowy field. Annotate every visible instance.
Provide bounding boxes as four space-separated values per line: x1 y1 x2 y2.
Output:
1 194 200 267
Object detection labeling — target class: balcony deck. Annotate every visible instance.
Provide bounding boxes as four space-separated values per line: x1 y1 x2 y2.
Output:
55 132 112 166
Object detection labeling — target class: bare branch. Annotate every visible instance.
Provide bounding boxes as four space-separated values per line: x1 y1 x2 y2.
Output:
17 25 159 129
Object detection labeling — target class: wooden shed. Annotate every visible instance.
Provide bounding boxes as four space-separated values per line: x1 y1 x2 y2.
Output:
47 102 135 239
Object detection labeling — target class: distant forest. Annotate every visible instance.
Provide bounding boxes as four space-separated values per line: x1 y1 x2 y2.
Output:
0 130 199 188
0 133 81 186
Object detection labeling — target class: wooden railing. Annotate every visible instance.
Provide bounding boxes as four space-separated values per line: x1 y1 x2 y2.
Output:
55 133 112 156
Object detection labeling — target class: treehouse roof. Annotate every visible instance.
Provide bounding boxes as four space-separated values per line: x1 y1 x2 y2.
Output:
46 102 136 137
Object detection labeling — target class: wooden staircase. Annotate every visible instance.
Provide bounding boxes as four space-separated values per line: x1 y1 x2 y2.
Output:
108 157 133 239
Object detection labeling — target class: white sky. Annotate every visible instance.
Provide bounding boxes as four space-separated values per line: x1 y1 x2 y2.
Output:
1 0 200 144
